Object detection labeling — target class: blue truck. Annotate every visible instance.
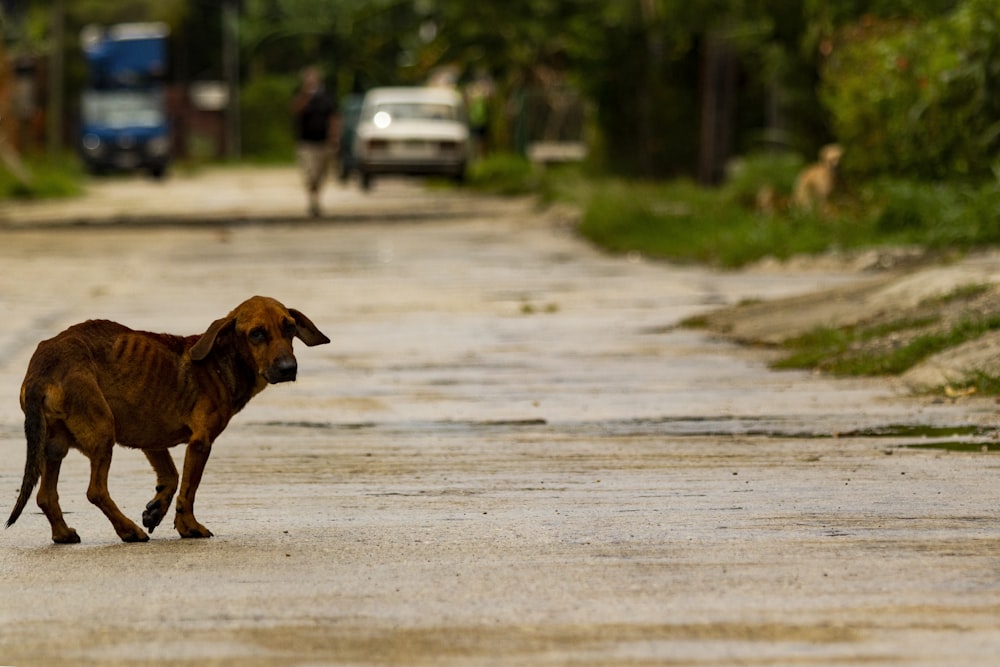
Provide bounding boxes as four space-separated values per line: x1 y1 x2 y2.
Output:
79 23 171 177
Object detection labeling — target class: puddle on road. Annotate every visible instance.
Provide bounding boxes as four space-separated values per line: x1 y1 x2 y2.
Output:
898 441 994 453
837 424 997 454
249 417 996 452
836 424 986 439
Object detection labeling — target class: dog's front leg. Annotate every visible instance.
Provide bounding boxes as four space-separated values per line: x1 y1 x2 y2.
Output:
174 438 214 538
142 450 178 533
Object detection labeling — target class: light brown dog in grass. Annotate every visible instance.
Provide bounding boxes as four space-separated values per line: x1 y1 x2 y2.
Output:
5 296 330 544
793 143 843 210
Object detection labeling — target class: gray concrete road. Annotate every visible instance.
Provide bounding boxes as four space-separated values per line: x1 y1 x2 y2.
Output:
1 170 999 666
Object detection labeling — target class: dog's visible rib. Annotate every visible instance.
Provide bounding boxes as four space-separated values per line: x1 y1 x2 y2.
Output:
5 296 329 544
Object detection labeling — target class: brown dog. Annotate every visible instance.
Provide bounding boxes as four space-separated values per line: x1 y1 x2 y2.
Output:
5 296 329 544
793 143 843 210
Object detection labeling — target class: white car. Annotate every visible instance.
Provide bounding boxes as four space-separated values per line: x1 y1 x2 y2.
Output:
354 87 471 190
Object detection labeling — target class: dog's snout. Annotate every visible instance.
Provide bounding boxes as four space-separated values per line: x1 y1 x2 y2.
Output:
268 355 298 383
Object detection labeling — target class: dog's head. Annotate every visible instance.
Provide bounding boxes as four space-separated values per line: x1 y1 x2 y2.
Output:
819 144 843 170
190 296 330 384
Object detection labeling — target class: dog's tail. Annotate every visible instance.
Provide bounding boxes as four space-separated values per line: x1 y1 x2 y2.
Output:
6 384 46 529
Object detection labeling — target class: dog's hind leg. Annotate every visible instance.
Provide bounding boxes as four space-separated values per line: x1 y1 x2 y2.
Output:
83 438 149 542
66 382 149 543
36 429 79 544
142 450 178 533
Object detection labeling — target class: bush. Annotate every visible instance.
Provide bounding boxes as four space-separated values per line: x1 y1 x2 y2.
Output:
821 0 1000 181
240 75 297 161
724 151 804 207
872 179 1000 246
466 153 537 195
0 156 83 200
874 180 957 234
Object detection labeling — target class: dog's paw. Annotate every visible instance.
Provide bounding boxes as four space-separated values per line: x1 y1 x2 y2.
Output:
175 515 214 539
120 526 150 543
142 499 166 533
52 528 81 544
178 525 214 539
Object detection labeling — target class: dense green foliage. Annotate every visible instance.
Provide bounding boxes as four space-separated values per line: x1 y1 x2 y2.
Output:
227 0 1000 182
0 156 83 200
873 179 1000 245
11 0 996 181
239 74 297 161
821 0 1000 181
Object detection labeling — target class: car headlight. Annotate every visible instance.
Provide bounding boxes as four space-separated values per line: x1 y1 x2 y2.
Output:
147 136 170 157
82 134 104 156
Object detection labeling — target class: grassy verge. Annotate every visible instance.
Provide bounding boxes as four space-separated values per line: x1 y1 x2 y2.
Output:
775 314 1000 376
0 155 84 200
466 153 541 196
769 283 1000 391
466 151 1000 269
577 180 868 267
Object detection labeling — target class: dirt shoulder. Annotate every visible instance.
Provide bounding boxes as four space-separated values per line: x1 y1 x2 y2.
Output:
695 251 1000 392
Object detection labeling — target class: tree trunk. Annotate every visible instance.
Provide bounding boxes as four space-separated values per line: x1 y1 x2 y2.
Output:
698 27 738 185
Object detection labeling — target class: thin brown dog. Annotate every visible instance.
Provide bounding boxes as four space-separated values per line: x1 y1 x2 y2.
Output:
792 143 843 211
5 295 330 544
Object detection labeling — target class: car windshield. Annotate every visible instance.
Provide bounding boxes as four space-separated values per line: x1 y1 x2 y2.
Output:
82 90 164 129
369 102 458 122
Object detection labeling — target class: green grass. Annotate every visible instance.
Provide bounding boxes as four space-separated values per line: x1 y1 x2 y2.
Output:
773 315 935 372
0 155 84 200
545 153 1000 268
773 284 1000 378
576 177 872 267
774 312 1000 377
567 150 888 269
466 153 539 195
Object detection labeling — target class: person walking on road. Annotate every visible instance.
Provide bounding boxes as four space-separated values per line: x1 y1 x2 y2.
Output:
292 66 340 217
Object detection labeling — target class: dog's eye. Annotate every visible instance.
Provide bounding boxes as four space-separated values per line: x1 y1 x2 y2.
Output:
248 327 268 344
282 322 297 339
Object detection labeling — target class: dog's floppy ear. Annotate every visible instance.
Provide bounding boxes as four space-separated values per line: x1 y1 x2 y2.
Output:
190 316 234 361
289 308 330 347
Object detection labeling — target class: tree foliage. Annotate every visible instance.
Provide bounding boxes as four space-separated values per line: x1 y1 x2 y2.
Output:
821 0 1000 181
12 0 995 180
